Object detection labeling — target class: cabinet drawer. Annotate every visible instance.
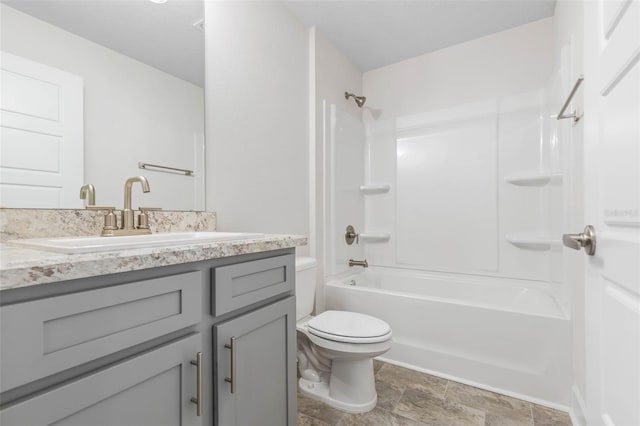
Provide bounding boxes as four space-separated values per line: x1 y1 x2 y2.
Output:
0 271 202 393
212 254 294 316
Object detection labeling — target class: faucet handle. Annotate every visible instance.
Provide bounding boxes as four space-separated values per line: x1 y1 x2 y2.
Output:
137 207 162 230
86 206 118 231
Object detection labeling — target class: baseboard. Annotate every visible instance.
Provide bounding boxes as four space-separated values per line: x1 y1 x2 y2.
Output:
376 356 571 413
569 385 587 426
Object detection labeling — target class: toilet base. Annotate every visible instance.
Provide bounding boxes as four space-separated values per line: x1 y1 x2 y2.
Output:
298 377 377 413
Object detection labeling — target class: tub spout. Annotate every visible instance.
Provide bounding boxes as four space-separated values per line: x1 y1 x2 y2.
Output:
349 259 368 268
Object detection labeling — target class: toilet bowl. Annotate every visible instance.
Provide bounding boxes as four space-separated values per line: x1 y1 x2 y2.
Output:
295 258 392 413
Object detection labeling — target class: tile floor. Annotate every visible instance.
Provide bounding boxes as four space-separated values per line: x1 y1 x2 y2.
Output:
298 361 572 426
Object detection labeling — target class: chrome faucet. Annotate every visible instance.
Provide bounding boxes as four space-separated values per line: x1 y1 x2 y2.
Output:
349 259 368 268
79 184 96 207
122 176 150 230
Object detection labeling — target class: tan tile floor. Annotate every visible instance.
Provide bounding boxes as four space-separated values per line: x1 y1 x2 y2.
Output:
298 361 572 426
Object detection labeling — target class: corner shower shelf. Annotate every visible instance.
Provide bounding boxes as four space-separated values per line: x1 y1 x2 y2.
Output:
506 234 561 250
359 184 391 194
358 233 391 243
504 172 562 186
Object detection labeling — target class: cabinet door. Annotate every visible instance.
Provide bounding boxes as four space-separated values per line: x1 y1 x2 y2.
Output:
1 334 203 426
214 297 297 426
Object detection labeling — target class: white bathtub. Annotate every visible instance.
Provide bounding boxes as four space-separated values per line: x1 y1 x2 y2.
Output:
325 267 571 407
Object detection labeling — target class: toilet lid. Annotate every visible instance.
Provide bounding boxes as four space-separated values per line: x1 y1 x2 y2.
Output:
307 311 392 344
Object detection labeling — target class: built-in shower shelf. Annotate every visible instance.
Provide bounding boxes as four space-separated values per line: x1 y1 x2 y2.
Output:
504 172 562 186
506 234 561 250
359 233 391 243
359 184 391 194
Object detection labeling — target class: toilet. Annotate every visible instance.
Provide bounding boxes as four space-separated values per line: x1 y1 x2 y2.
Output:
295 257 392 413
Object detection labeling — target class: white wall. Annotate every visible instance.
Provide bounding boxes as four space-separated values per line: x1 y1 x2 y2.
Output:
313 27 365 277
1 4 205 211
310 28 365 310
363 18 554 121
204 1 309 246
361 18 560 284
552 1 586 424
314 29 363 121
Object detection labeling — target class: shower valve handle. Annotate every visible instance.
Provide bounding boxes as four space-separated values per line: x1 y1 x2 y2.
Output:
345 225 359 245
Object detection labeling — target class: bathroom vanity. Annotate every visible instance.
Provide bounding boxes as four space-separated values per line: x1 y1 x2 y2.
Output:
0 233 305 426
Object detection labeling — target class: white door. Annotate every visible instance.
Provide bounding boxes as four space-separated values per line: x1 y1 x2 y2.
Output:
0 51 83 208
582 1 640 425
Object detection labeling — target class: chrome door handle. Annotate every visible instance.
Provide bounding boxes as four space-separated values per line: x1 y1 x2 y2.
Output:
224 337 236 394
562 225 596 256
190 352 202 416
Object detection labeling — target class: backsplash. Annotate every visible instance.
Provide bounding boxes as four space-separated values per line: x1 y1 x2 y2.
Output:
0 209 217 242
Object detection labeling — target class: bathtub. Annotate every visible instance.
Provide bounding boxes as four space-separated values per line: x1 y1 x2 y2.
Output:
325 267 571 407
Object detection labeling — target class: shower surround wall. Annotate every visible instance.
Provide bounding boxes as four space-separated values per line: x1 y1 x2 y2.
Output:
361 18 563 290
319 17 572 406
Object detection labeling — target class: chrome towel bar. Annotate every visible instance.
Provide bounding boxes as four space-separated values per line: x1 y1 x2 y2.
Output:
556 75 584 124
138 162 193 176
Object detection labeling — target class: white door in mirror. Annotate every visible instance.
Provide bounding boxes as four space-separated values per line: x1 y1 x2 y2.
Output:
0 52 83 208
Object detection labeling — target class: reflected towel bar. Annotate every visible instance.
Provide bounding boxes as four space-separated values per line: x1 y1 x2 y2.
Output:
556 75 584 123
138 162 193 176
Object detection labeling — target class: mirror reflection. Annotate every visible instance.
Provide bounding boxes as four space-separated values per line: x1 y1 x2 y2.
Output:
0 0 205 210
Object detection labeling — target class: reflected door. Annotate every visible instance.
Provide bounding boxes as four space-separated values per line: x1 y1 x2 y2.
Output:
0 51 83 208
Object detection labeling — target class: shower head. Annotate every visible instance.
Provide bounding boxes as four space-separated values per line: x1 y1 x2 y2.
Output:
344 92 366 108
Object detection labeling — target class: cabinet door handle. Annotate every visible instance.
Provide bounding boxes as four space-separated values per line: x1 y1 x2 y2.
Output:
190 352 203 416
224 337 236 394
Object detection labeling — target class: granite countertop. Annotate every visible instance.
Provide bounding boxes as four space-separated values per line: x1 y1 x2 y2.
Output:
0 234 307 291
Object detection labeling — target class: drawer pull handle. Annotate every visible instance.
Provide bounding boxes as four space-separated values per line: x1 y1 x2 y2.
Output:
224 337 237 394
190 352 203 416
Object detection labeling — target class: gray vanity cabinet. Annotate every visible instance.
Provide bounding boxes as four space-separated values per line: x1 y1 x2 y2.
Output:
0 248 297 426
0 333 202 426
214 296 297 426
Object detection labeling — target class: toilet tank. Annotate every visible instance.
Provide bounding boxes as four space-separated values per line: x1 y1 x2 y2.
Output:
295 257 317 321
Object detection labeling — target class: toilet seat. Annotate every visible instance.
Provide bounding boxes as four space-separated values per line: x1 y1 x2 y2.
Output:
307 311 392 344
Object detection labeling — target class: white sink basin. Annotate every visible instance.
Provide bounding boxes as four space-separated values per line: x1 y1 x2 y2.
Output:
8 232 265 254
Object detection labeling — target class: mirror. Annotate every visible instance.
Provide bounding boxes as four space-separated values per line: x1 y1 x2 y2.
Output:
0 0 205 210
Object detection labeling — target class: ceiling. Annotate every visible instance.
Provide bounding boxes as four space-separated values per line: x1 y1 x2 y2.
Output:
2 0 205 87
284 0 557 72
3 0 556 85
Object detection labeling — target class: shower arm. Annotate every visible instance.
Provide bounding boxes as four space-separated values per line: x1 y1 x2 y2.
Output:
344 91 366 107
